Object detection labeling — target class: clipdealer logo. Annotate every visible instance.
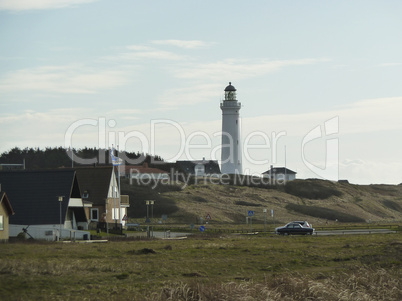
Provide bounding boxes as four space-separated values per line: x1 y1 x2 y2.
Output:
64 116 339 181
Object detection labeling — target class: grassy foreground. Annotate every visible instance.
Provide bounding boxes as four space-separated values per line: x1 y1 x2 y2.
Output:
0 232 401 300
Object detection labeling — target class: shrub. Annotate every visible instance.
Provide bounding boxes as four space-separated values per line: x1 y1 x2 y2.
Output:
285 203 365 222
285 179 342 199
192 196 209 203
382 200 402 212
235 201 262 207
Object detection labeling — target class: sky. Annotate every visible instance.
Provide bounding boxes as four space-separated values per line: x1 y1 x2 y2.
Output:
1 0 402 184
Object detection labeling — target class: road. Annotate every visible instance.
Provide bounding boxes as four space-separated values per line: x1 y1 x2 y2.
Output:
314 228 397 236
126 228 397 238
126 230 190 239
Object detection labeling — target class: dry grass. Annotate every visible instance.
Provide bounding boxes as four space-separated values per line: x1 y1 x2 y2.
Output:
0 233 401 300
153 266 401 301
124 178 402 225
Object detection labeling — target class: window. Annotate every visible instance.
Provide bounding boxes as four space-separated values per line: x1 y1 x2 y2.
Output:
0 215 3 230
112 208 119 221
91 209 99 221
112 208 125 222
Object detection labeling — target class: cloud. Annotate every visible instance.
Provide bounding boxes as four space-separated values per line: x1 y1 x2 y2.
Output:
173 58 329 81
150 40 213 49
0 65 128 94
339 160 402 185
0 0 98 11
342 159 365 166
336 96 402 134
238 96 402 138
157 83 222 109
378 62 402 67
115 45 183 61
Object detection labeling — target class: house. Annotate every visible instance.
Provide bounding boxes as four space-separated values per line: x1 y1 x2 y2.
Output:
121 163 169 181
176 159 221 176
263 165 297 182
0 169 90 241
75 166 129 228
0 186 15 242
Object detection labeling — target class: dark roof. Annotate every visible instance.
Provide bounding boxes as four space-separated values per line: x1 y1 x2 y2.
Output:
75 166 113 206
0 192 15 216
263 167 297 175
0 169 80 225
176 160 221 175
224 82 236 92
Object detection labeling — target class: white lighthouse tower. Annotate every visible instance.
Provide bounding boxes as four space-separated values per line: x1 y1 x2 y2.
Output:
220 82 242 174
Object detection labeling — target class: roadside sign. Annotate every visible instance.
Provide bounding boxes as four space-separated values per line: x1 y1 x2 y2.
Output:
162 214 168 221
248 210 254 216
199 225 205 232
206 213 211 220
271 209 274 217
122 214 128 221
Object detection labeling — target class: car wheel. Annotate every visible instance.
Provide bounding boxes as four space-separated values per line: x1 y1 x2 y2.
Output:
284 232 289 236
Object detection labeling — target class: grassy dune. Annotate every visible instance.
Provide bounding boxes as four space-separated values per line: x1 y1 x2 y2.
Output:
123 178 402 226
0 232 401 300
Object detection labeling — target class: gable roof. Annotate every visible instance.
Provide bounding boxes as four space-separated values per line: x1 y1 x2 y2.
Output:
0 192 15 216
176 160 221 175
75 166 113 206
0 169 80 225
263 167 297 175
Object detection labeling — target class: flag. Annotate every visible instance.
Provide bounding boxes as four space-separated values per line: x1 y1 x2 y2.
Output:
110 147 123 166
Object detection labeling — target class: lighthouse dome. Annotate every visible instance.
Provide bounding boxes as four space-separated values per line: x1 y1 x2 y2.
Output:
224 82 236 92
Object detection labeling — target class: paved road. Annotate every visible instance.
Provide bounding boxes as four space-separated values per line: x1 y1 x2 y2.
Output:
315 228 397 236
126 228 397 238
126 230 190 239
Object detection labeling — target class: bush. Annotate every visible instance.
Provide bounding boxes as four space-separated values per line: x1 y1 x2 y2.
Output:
235 200 262 207
192 196 209 203
285 179 342 199
382 200 402 212
285 203 365 222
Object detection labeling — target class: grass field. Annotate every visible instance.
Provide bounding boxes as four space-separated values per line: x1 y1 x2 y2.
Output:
0 232 401 300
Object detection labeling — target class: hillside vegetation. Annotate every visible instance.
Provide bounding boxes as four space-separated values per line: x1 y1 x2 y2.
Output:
1 234 401 300
122 177 402 225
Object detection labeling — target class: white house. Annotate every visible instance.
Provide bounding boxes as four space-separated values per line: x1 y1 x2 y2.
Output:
0 169 90 241
263 165 297 183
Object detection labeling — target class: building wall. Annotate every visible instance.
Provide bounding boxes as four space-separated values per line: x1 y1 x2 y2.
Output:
105 198 127 226
264 173 296 182
0 202 10 241
9 224 90 241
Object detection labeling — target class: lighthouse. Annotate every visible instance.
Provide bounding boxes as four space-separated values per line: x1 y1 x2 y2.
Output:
220 82 242 174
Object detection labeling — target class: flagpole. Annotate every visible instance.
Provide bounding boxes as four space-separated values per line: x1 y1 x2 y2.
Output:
284 145 287 183
112 146 116 226
118 145 122 225
70 147 74 168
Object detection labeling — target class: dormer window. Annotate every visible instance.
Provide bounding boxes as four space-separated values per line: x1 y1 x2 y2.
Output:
82 191 89 199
